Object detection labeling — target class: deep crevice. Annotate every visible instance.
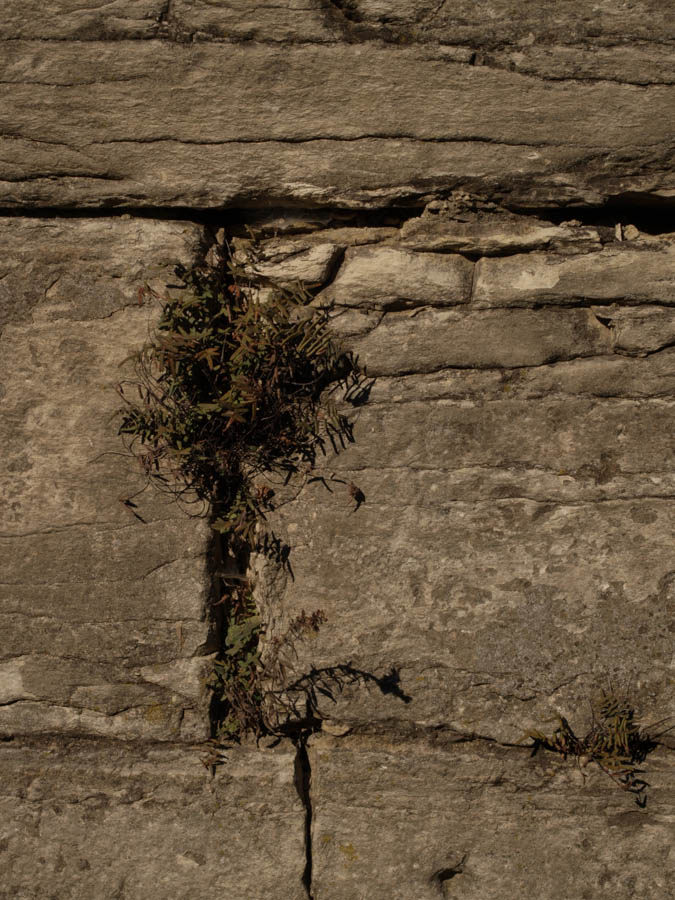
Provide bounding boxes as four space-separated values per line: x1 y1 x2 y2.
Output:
505 195 675 235
0 196 672 232
0 204 424 227
324 0 363 23
294 736 314 899
432 852 468 892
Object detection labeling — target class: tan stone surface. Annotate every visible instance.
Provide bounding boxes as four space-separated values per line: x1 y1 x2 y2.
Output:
0 217 214 743
321 245 473 309
0 737 306 900
309 733 675 900
253 212 675 748
2 0 675 878
474 241 675 308
347 307 612 374
1 38 673 209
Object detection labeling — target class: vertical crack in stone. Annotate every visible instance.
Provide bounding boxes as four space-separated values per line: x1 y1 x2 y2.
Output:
294 737 314 899
157 0 171 24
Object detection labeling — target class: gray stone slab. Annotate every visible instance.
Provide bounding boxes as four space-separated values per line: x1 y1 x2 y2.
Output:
258 476 675 742
346 307 612 374
0 737 306 900
398 208 602 255
473 240 675 308
0 218 213 742
250 215 675 745
592 304 675 356
321 246 473 309
1 41 673 208
309 733 675 900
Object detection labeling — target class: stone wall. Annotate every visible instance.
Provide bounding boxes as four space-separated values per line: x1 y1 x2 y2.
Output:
1 3 674 898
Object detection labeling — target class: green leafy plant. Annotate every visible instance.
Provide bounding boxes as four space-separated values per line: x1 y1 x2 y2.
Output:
521 688 671 806
118 237 355 546
117 235 360 742
208 605 327 742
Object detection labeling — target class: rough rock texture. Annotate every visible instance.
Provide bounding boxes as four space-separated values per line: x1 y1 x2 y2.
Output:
246 208 675 895
1 737 305 900
0 217 307 898
2 2 675 897
309 732 675 900
257 211 675 744
1 1 674 209
0 217 216 743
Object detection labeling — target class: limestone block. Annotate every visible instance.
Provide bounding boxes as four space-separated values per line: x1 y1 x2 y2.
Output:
172 0 334 43
1 42 673 209
591 304 675 356
321 246 473 309
473 241 675 308
398 211 601 256
309 733 675 900
346 307 612 375
252 242 343 285
0 738 306 900
351 0 675 47
259 471 675 742
0 218 212 742
256 304 675 741
0 1 166 40
492 43 675 87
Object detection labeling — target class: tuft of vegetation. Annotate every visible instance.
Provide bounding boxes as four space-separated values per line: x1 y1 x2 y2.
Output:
118 237 355 546
521 688 671 806
208 605 327 742
117 234 360 743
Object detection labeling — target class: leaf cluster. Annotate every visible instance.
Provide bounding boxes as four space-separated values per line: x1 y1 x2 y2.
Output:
522 689 669 806
118 239 355 546
118 235 360 743
208 603 326 741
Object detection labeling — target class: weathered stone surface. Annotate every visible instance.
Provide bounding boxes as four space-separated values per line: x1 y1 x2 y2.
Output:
0 1 166 40
347 307 612 374
172 0 334 43
474 240 675 308
251 212 675 750
252 241 343 285
309 733 675 900
320 246 473 308
2 0 675 879
5 0 674 78
0 0 335 43
0 737 306 900
1 41 673 209
0 217 213 742
398 203 602 255
345 0 675 47
592 304 675 356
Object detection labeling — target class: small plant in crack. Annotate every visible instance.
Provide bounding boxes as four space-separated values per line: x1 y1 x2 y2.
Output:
208 605 328 742
520 688 672 806
117 237 357 545
117 233 363 743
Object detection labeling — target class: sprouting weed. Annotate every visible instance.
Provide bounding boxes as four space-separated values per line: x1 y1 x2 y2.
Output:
521 688 671 807
118 235 363 742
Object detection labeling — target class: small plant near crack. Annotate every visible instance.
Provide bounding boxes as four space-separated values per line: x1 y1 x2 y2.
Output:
117 233 362 744
118 236 356 545
208 604 328 742
521 688 671 806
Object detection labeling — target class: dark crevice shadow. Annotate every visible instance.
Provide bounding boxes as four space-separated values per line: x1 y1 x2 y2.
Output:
294 738 315 899
432 852 468 894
